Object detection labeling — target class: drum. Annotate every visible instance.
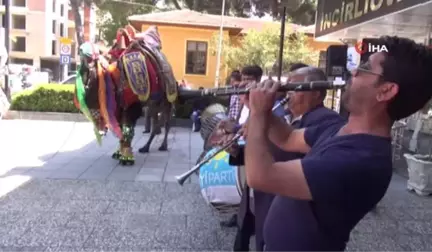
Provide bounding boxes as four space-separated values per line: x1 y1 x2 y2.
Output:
199 103 228 150
197 147 246 214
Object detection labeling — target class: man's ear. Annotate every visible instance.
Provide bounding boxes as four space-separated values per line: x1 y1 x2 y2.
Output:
376 82 399 102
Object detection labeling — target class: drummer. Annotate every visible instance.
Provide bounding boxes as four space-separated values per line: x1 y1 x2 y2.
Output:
220 65 342 251
219 65 265 228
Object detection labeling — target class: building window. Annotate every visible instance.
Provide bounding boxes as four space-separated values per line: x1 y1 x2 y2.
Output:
12 36 26 52
52 0 56 12
10 58 33 65
52 20 56 34
11 15 26 30
1 15 5 28
12 0 26 7
318 51 326 70
185 41 207 75
52 40 56 55
60 23 64 37
60 4 65 17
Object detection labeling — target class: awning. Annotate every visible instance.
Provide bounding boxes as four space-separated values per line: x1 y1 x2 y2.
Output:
315 0 432 42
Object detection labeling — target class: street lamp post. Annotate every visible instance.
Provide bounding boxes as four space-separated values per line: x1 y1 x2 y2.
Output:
214 0 226 88
4 0 10 99
277 6 287 80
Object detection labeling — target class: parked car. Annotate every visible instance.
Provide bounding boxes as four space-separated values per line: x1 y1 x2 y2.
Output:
60 74 76 84
40 68 54 83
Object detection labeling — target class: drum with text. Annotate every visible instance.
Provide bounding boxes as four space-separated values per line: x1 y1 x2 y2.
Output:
199 147 246 213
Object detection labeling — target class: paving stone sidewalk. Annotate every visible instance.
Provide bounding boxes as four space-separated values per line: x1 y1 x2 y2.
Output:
0 120 431 251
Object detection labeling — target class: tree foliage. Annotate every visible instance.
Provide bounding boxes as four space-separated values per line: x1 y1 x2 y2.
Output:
96 0 155 43
70 0 159 46
91 0 317 46
165 0 317 25
210 26 319 75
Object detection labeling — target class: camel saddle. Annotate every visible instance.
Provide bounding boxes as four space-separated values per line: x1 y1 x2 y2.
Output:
120 26 178 103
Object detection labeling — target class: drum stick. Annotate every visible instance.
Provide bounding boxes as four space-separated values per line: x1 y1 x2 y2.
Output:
175 97 290 186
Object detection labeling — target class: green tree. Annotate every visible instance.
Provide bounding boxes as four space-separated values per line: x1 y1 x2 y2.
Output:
210 25 319 75
91 0 317 47
252 0 317 25
96 0 156 43
163 0 317 25
70 0 162 47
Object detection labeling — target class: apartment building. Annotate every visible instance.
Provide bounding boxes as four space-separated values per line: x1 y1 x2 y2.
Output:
0 0 97 80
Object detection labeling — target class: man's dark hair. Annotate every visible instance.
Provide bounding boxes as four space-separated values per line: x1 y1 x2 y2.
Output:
241 65 263 81
230 70 241 82
377 36 432 120
294 66 327 100
289 63 309 72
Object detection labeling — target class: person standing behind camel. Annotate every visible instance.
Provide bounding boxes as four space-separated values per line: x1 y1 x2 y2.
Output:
227 71 242 121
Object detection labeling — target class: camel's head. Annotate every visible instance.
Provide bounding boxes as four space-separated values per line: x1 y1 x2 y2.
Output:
79 42 100 70
135 25 162 49
108 26 137 60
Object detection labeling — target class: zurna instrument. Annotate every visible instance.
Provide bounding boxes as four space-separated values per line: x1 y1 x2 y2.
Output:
177 79 346 99
175 97 291 186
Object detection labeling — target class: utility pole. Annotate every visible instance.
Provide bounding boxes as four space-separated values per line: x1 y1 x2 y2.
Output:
4 0 10 99
214 0 226 88
277 6 286 81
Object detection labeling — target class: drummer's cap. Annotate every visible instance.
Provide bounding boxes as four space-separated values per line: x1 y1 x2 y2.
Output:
289 63 309 72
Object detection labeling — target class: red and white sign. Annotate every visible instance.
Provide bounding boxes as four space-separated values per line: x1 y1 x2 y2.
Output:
354 41 388 55
60 44 71 55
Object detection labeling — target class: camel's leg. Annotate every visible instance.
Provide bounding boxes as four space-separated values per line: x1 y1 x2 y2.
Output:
143 106 151 134
139 105 158 153
119 124 135 166
118 103 141 165
158 102 172 151
112 140 122 159
152 110 162 135
112 110 124 160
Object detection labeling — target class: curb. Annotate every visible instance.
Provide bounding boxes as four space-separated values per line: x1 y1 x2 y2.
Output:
4 110 88 121
3 110 192 128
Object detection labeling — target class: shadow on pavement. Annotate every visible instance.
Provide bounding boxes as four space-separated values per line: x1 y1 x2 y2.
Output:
0 120 239 251
1 120 432 250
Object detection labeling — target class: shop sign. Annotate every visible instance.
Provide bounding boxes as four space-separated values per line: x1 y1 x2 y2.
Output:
315 0 430 37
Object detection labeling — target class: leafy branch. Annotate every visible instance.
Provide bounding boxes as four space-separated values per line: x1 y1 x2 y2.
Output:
210 25 319 75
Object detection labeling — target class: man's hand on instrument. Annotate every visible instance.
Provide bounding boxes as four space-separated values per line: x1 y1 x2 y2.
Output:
218 133 240 157
245 80 280 116
222 122 248 157
208 119 237 145
239 122 248 139
218 119 238 134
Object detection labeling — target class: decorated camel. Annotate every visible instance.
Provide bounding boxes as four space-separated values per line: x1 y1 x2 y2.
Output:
73 25 178 165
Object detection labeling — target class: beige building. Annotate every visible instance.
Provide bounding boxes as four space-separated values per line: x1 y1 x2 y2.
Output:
0 0 97 80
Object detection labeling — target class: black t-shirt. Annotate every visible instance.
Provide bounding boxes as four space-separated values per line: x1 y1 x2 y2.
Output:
263 120 393 251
